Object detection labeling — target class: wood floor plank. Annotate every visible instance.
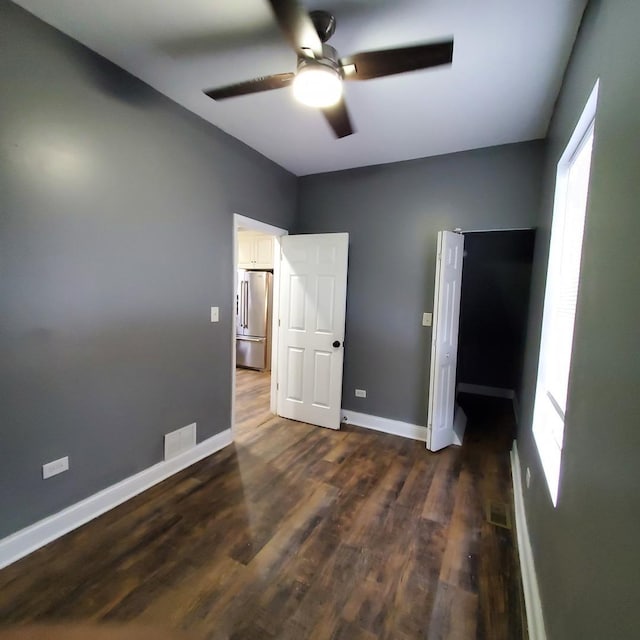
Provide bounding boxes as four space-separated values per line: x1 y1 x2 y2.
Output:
0 372 526 639
428 582 479 640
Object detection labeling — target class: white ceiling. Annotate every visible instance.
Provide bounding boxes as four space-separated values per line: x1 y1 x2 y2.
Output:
14 0 587 176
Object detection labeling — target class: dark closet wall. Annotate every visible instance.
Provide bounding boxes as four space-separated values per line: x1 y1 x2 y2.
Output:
0 1 296 538
457 230 535 396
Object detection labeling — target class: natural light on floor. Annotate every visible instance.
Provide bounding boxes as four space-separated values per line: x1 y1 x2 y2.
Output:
533 80 599 506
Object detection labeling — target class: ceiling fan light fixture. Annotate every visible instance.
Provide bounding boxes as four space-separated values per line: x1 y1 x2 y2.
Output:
293 63 343 108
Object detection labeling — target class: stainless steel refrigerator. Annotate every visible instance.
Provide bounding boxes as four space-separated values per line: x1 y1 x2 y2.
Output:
236 270 273 370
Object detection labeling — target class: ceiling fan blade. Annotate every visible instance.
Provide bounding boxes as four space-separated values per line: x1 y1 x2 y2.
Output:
321 98 355 139
204 73 295 100
267 0 323 58
341 40 454 81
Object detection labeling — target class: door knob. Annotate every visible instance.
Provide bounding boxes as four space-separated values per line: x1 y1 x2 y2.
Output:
332 340 341 348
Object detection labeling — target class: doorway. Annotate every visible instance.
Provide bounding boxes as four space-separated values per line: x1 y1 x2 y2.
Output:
232 214 287 438
456 229 536 431
232 220 350 437
427 228 535 450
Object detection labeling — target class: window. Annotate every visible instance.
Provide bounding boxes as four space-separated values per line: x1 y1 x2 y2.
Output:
533 81 599 506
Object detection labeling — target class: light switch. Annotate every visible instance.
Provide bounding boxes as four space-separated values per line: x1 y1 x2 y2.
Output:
422 312 433 327
210 306 219 323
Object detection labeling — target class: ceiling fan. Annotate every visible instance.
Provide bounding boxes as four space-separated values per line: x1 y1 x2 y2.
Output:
203 0 454 138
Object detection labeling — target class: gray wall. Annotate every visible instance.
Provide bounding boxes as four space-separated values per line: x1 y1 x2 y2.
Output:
296 142 545 425
458 230 535 394
517 0 640 638
0 1 296 538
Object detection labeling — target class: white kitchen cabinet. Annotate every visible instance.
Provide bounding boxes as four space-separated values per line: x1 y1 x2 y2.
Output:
237 232 274 269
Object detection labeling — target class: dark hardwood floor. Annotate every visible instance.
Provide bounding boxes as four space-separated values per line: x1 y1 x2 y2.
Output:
0 370 526 639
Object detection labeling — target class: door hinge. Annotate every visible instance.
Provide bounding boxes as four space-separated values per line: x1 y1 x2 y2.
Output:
278 319 281 327
276 382 279 390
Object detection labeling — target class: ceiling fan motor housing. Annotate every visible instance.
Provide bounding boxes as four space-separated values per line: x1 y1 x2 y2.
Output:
297 44 342 77
293 43 344 108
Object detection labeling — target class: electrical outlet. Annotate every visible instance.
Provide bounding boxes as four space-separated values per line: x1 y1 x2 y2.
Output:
42 456 69 479
210 306 219 322
355 389 367 398
526 467 531 489
422 312 433 327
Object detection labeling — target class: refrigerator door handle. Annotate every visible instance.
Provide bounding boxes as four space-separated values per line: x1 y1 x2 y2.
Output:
237 336 265 343
240 281 244 328
244 280 249 328
240 280 245 328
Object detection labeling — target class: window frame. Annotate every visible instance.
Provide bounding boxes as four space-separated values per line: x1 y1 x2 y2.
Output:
532 80 599 507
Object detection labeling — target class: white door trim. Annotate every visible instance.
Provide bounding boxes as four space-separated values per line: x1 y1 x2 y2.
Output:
232 214 288 435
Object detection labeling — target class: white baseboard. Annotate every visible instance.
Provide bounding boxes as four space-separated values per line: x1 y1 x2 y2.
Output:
511 441 547 640
0 428 233 570
457 382 515 399
341 409 428 442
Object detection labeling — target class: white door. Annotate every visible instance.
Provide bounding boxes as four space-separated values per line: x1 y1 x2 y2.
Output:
277 233 349 430
427 231 464 451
